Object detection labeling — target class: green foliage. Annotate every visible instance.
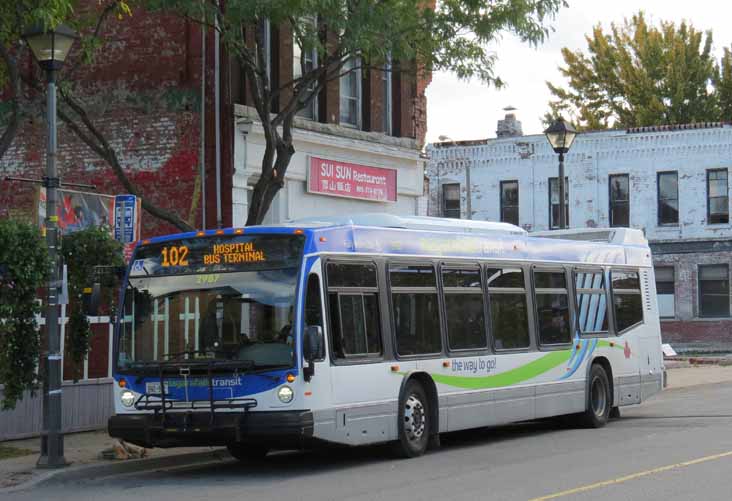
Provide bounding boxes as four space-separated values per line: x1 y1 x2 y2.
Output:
148 0 565 86
0 219 49 410
143 0 566 224
546 12 731 130
60 226 124 371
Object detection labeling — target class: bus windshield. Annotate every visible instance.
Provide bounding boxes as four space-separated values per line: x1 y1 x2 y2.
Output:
116 234 305 372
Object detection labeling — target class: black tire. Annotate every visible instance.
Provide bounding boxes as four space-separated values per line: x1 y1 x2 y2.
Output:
580 364 611 428
227 443 269 462
609 406 621 419
393 380 430 458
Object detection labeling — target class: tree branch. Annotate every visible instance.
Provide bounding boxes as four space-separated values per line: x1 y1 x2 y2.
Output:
57 88 194 232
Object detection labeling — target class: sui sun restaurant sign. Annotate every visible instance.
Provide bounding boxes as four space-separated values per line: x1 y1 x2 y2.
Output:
308 156 397 203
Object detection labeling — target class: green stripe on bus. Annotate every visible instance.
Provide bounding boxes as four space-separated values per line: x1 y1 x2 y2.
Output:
429 350 572 389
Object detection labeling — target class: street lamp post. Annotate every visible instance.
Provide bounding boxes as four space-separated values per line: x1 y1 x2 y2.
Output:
544 117 578 230
22 22 78 469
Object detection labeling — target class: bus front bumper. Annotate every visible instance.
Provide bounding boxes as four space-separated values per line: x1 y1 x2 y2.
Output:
108 410 314 449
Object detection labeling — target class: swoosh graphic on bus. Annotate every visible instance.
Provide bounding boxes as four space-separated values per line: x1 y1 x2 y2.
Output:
429 350 572 390
427 338 630 389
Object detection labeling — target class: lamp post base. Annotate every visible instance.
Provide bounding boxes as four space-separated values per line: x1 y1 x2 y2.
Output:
37 432 69 469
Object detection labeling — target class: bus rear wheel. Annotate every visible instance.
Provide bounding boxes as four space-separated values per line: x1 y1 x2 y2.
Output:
227 443 269 463
580 364 611 428
393 380 430 458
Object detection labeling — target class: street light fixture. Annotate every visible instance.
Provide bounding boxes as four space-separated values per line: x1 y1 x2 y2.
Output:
437 135 472 220
544 117 577 229
22 22 78 469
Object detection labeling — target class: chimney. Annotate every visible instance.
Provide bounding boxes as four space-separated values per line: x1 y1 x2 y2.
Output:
496 106 523 138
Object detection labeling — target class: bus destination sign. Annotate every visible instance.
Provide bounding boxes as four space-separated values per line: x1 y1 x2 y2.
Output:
132 234 303 276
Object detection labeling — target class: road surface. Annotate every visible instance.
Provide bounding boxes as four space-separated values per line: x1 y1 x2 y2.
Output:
4 381 732 501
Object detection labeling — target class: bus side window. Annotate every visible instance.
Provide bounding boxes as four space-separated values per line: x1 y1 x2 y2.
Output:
575 270 609 335
485 267 531 350
390 264 442 356
534 270 572 345
611 270 644 332
305 274 323 328
326 262 382 359
304 273 325 361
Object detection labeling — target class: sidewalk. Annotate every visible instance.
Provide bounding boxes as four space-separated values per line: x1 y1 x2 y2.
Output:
2 363 732 493
665 365 732 390
0 430 225 492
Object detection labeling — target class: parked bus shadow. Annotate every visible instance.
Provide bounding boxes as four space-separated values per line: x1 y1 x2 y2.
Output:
105 418 584 486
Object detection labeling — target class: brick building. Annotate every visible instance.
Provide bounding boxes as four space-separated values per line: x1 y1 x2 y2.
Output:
426 116 732 352
0 5 429 235
0 5 429 439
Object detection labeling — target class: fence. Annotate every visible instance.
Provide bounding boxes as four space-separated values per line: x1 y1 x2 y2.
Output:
0 308 115 441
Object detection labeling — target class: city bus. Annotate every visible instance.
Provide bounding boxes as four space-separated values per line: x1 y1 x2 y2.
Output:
107 214 664 460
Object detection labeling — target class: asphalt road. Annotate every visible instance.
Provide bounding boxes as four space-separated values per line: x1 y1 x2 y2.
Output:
5 382 732 501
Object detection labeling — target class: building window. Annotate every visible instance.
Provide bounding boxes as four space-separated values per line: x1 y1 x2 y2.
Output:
383 55 392 135
609 174 629 227
293 28 318 120
326 262 381 358
549 177 569 229
575 270 608 334
442 183 461 219
698 264 730 318
534 270 571 345
339 57 361 128
657 171 679 226
442 268 486 351
707 169 729 224
485 267 530 350
655 267 675 319
500 180 519 226
390 264 442 356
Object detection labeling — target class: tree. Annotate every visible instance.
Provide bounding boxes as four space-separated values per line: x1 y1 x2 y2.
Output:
0 1 195 232
0 219 49 409
60 226 124 376
546 12 726 130
148 0 566 225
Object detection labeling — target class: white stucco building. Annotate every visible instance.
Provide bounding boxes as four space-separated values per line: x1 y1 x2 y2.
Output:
426 119 732 351
233 105 428 226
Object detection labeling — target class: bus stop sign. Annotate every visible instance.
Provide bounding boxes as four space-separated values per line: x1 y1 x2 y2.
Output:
114 194 139 244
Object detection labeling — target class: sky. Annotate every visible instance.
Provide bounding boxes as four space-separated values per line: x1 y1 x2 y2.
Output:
424 0 732 144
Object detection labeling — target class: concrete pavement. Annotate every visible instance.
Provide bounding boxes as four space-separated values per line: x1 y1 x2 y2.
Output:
2 364 732 499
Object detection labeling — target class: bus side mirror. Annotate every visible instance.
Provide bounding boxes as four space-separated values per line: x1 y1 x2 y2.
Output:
82 283 101 316
303 325 323 381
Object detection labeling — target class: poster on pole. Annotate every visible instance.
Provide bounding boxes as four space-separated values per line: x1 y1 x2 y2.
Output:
37 187 115 235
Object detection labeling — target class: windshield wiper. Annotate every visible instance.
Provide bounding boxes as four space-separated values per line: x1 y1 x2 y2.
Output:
162 349 224 361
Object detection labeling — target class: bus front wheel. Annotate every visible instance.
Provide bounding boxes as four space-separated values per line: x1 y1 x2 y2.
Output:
393 380 430 458
227 443 269 463
580 364 611 428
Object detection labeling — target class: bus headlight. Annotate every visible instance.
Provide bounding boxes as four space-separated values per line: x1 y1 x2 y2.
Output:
120 390 136 407
277 386 294 403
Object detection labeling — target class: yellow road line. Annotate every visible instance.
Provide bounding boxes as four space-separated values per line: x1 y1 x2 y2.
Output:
529 450 732 501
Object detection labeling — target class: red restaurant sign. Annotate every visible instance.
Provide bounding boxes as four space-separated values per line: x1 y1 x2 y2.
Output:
308 156 397 203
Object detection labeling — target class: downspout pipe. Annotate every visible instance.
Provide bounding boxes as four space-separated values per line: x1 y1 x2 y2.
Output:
200 19 206 230
214 4 222 228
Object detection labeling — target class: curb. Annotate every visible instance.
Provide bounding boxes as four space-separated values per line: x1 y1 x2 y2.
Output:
666 357 732 367
0 448 230 494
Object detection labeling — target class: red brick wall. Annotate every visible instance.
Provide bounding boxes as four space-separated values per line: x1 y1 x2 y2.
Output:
661 320 732 346
0 3 204 238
